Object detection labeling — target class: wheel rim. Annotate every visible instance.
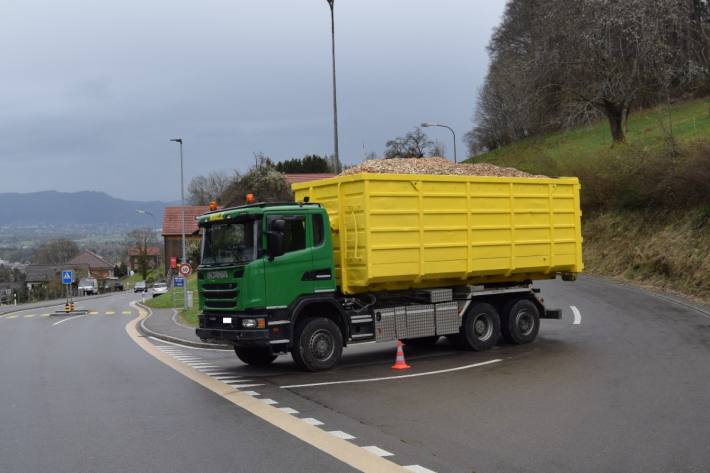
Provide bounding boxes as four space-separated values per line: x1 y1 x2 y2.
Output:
472 313 493 341
515 310 534 336
309 329 335 361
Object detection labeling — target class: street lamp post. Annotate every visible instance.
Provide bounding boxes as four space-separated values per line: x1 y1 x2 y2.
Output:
326 0 340 173
170 138 188 310
421 122 458 163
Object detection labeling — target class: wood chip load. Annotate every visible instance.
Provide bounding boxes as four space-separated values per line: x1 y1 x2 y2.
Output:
341 157 546 178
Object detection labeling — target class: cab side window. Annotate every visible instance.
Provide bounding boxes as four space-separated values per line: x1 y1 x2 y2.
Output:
313 214 325 247
269 215 306 254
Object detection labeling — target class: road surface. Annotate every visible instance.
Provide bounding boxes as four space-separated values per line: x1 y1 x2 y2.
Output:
1 277 709 472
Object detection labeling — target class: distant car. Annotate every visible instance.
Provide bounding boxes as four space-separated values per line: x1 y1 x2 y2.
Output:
78 278 99 295
152 282 168 298
102 277 124 293
134 281 147 293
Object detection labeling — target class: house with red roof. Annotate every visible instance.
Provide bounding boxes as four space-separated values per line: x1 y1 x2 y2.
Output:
127 246 161 272
161 206 210 274
67 250 114 279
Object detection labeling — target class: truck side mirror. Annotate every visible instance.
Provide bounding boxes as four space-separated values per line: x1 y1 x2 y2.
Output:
267 219 286 260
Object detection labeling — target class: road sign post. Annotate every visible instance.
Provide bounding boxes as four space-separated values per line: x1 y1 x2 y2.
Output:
61 270 74 312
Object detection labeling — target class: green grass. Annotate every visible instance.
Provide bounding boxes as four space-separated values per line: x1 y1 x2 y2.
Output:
468 98 710 176
143 275 200 326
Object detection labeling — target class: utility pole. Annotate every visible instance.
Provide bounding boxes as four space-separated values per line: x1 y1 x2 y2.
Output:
170 138 188 310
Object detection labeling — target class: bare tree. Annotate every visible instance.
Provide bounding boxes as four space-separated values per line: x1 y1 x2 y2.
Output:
384 128 434 159
31 239 80 265
187 171 230 205
126 228 156 281
221 159 293 207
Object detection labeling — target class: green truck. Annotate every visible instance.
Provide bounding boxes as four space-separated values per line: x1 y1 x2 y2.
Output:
195 174 583 371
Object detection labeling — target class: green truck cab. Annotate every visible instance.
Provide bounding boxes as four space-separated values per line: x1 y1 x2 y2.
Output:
196 202 345 371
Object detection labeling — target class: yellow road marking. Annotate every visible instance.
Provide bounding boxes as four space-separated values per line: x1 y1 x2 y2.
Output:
41 313 50 317
24 314 36 318
105 311 115 315
122 311 132 315
6 315 18 319
125 302 405 473
89 311 99 315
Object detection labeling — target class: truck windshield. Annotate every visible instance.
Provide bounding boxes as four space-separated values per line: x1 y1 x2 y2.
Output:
202 220 257 266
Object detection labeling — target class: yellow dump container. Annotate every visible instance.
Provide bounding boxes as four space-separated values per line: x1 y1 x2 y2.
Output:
292 173 583 295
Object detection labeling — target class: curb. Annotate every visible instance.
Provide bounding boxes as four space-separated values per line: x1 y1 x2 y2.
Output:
136 302 231 350
0 292 118 316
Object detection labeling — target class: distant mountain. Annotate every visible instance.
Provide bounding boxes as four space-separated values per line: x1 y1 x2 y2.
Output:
0 191 170 227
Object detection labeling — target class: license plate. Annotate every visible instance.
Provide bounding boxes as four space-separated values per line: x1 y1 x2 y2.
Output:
223 317 232 324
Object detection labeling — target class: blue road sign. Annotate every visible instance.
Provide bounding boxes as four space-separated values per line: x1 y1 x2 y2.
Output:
174 277 185 288
61 270 73 285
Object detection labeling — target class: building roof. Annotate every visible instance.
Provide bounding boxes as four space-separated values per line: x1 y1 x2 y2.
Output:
162 206 211 236
68 250 113 270
127 246 161 257
283 173 336 184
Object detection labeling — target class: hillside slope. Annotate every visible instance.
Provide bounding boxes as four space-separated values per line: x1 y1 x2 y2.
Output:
468 98 710 302
0 191 167 226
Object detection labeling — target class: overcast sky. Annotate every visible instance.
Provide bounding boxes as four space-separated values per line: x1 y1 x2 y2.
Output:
0 0 506 201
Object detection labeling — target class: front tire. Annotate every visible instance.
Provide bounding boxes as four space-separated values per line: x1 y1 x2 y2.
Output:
291 317 343 371
235 347 277 367
501 298 540 344
453 302 500 351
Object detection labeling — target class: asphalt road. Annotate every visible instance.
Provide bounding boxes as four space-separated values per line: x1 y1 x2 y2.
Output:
0 293 356 473
1 277 709 473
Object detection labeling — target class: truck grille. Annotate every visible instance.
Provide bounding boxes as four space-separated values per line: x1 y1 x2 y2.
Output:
203 283 238 311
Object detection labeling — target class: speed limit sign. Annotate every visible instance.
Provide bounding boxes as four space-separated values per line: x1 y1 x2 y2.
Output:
177 263 193 277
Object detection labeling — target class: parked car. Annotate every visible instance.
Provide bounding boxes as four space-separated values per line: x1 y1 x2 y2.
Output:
101 277 124 293
134 281 147 293
152 282 168 298
78 278 99 295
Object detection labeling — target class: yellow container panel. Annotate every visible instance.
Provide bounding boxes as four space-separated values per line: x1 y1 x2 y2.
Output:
293 173 583 295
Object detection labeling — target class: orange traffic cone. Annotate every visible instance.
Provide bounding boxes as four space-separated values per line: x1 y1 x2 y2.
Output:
391 340 411 370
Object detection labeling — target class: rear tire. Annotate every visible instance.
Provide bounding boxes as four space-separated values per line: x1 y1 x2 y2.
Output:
453 302 500 351
402 336 439 346
291 317 343 371
500 298 540 344
234 347 277 367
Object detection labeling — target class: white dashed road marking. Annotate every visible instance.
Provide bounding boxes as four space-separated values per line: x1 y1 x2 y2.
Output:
301 417 324 426
328 431 356 440
363 446 394 457
571 305 582 325
404 465 437 473
260 399 278 405
278 407 299 415
52 313 90 326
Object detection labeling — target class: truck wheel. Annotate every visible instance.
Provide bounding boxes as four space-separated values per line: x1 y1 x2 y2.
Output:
403 336 439 346
291 317 343 371
234 347 277 367
501 298 540 344
454 302 500 351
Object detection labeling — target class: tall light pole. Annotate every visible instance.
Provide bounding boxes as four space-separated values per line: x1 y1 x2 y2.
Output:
326 0 340 173
170 138 188 310
421 122 458 163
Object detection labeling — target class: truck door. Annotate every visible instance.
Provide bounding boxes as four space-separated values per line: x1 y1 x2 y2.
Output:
264 213 314 308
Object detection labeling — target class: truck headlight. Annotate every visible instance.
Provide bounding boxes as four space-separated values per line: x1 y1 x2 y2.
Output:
242 319 257 329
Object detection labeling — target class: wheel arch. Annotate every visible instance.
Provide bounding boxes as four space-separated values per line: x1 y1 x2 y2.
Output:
289 295 349 346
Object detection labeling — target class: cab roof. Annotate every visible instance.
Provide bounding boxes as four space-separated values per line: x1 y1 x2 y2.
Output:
197 202 322 225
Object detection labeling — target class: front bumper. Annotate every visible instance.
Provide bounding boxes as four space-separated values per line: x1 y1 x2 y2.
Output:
196 327 270 346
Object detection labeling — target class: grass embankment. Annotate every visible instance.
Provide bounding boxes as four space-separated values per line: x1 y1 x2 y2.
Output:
143 275 200 326
470 98 710 303
122 269 163 288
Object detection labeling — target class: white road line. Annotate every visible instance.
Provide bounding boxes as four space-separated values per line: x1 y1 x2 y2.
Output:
278 407 299 415
52 313 90 326
404 465 437 473
147 336 232 351
242 391 260 396
281 359 503 389
228 384 265 389
362 446 394 457
213 376 245 381
328 431 356 440
199 370 232 375
260 398 278 405
41 314 50 317
571 305 582 325
301 417 324 426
